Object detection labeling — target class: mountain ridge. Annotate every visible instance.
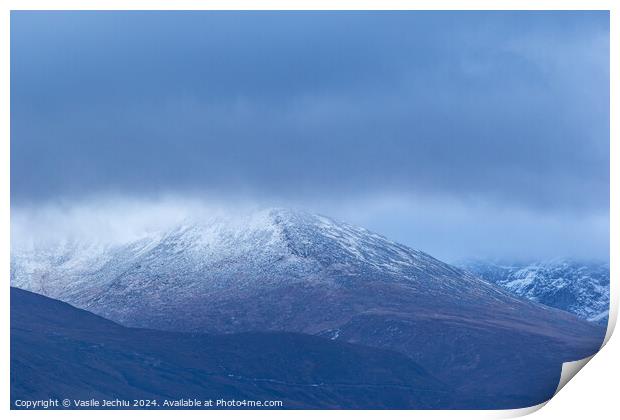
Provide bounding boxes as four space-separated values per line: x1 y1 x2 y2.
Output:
457 258 609 324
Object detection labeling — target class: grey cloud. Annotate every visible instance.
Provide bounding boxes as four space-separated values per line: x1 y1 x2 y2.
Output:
10 11 610 260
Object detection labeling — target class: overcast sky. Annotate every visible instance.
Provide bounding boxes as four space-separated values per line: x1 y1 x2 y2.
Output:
10 11 609 261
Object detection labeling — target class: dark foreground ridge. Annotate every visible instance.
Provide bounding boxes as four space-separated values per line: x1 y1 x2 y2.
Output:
11 287 605 409
11 287 453 409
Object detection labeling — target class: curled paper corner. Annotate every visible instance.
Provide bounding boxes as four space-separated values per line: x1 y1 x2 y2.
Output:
602 258 618 348
554 355 595 396
497 356 596 419
501 313 615 418
493 402 547 419
602 304 617 347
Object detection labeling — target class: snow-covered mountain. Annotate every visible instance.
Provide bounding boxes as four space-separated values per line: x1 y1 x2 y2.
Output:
11 207 512 330
10 208 605 408
457 259 609 325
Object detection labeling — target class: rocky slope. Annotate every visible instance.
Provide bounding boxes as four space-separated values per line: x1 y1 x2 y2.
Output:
458 259 609 324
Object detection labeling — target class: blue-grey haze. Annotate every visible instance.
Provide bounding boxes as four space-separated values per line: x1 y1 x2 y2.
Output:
10 11 610 261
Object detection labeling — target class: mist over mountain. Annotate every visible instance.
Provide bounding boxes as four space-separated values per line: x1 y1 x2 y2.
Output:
11 207 606 408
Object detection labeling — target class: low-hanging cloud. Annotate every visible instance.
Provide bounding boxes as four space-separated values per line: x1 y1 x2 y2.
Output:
10 194 610 263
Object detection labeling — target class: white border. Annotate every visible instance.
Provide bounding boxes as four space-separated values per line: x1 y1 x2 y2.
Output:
2 2 617 419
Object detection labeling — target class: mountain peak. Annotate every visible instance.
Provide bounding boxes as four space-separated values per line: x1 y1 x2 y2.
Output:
11 207 506 325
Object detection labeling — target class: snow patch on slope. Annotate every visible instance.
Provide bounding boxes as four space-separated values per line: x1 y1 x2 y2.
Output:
458 258 609 324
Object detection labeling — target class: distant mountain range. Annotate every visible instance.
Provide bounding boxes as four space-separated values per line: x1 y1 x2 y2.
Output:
10 208 607 409
457 259 609 324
